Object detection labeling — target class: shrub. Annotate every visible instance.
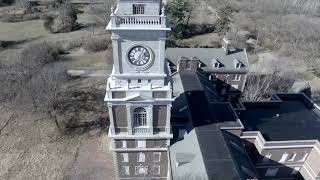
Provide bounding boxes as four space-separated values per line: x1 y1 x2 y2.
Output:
19 42 64 70
43 1 78 33
83 37 110 52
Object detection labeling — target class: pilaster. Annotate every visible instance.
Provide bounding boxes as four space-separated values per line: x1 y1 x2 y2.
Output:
166 104 172 134
126 104 133 135
111 34 121 74
159 37 166 74
108 104 115 134
148 105 154 134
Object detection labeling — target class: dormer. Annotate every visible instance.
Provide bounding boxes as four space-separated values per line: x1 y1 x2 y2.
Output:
234 59 243 69
212 58 223 68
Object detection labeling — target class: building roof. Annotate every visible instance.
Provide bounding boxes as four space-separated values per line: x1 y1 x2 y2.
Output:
166 48 249 73
170 126 257 180
239 93 320 141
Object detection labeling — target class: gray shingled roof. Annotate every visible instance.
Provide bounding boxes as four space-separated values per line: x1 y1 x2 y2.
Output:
166 48 249 73
170 126 257 180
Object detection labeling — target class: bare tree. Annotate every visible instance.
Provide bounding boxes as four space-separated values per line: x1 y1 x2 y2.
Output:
24 63 68 129
89 0 116 33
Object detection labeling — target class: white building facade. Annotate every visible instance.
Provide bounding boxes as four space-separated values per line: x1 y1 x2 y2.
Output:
105 0 173 179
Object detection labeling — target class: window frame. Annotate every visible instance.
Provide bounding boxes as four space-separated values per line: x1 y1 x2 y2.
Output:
153 165 161 175
121 153 129 162
137 152 145 162
133 4 145 15
133 107 148 128
153 152 161 162
122 166 130 175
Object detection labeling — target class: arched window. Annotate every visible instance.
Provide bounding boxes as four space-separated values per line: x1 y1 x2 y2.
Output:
133 107 147 127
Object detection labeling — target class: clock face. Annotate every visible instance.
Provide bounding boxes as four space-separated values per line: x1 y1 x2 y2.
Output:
128 46 151 67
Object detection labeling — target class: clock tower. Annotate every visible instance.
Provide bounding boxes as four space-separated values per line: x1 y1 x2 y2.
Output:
105 0 173 179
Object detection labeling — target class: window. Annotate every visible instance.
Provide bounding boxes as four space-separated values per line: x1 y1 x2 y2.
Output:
135 165 148 175
279 152 289 163
137 152 145 162
148 79 151 83
235 62 241 68
291 167 301 175
121 153 129 162
153 152 161 162
263 153 272 162
133 4 145 14
136 140 146 148
209 74 217 81
214 62 220 68
298 152 309 162
138 79 142 83
122 140 127 148
265 168 278 177
128 79 131 83
233 74 241 81
122 166 130 175
153 165 160 175
133 107 147 127
288 152 297 162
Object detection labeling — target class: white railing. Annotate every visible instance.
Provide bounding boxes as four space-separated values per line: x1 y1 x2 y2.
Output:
110 15 167 28
133 127 150 134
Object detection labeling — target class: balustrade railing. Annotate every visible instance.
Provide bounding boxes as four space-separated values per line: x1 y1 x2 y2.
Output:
110 15 166 28
133 127 150 134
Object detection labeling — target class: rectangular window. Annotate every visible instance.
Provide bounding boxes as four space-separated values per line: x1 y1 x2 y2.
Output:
133 4 145 14
288 152 297 161
122 140 127 148
122 166 130 175
279 152 289 163
298 152 309 162
153 165 160 175
233 74 241 81
153 152 161 162
265 168 278 177
121 153 129 162
137 140 146 148
138 79 142 83
135 166 148 175
137 152 145 162
148 79 151 83
236 62 241 68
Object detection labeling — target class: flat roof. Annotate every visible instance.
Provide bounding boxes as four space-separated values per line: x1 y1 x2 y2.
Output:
239 94 320 141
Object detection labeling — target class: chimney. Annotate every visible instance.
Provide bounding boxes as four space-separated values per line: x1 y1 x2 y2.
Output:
222 36 231 55
177 57 200 73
